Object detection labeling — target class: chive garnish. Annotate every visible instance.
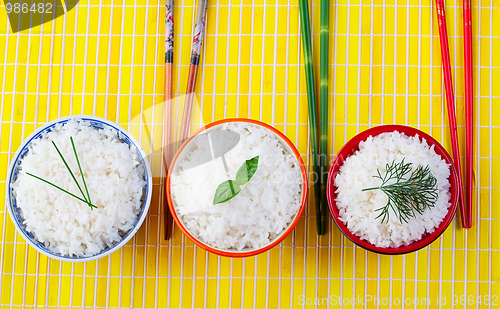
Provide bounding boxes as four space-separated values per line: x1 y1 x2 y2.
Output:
27 137 96 210
26 172 96 208
70 137 92 204
51 140 88 204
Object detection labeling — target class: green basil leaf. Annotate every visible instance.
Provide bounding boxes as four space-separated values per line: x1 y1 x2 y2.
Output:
235 156 259 186
213 180 242 205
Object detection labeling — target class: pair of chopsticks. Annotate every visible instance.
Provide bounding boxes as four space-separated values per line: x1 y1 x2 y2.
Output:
463 0 473 228
434 0 473 228
162 0 209 240
298 0 329 235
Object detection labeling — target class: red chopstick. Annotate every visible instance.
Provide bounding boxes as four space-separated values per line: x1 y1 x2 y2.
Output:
463 0 473 228
434 0 468 228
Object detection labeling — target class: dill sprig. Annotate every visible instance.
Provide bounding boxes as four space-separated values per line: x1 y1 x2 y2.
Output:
27 137 96 210
362 159 438 224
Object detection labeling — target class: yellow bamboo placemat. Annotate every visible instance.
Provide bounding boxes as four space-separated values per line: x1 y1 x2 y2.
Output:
0 0 498 308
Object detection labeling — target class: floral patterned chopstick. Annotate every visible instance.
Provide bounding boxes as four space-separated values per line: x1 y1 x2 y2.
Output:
178 0 208 147
163 0 174 240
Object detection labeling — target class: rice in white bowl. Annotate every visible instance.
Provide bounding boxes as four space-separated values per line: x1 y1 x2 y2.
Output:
334 131 451 248
170 122 303 250
12 120 146 257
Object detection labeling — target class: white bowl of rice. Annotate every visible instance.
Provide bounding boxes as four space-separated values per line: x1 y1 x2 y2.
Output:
327 125 459 254
166 119 308 257
6 116 152 262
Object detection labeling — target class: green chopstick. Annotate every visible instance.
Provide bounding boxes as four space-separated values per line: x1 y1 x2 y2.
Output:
319 0 330 231
298 0 326 235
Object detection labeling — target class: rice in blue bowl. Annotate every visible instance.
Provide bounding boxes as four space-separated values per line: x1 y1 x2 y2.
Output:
6 116 152 262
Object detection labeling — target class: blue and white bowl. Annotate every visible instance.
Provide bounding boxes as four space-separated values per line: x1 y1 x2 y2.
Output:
5 115 153 262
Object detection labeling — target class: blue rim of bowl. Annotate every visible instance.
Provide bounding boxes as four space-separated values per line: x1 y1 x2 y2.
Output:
5 115 152 262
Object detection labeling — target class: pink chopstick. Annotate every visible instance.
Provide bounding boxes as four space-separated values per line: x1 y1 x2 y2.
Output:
434 0 468 228
463 0 473 228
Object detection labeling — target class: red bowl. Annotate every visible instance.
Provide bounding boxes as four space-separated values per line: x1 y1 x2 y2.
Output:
166 118 308 258
326 125 460 255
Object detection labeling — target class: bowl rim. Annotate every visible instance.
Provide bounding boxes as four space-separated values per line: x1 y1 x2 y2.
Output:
166 118 308 258
5 115 153 262
326 125 460 255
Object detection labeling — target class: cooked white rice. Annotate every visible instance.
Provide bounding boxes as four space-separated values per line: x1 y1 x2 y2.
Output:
334 131 451 248
12 120 146 257
170 122 303 250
